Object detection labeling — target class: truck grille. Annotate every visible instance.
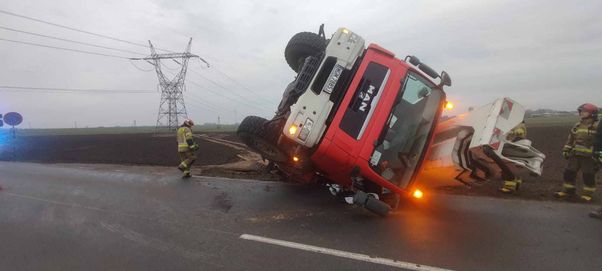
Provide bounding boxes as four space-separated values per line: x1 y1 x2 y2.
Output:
292 53 323 95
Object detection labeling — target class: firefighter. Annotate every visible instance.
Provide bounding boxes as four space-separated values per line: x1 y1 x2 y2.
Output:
589 117 602 218
499 121 528 194
177 119 199 178
554 103 599 202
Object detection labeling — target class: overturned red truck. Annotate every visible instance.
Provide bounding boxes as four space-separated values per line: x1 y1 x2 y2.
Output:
237 27 545 216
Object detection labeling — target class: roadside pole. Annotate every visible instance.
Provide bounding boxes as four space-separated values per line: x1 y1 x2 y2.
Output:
4 112 23 161
11 125 16 161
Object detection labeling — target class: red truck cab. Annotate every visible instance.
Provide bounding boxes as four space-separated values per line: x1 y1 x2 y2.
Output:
238 28 451 216
311 44 446 197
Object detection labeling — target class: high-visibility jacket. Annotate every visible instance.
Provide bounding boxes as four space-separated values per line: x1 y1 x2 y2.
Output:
564 118 598 156
506 122 527 142
594 119 602 153
177 126 194 152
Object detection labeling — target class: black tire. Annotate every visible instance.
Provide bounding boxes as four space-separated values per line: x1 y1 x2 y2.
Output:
237 116 287 162
285 32 327 73
364 196 390 217
381 193 400 210
353 191 390 217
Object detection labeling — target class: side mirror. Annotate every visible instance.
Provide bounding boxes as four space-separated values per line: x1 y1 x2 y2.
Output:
440 71 452 87
405 55 420 66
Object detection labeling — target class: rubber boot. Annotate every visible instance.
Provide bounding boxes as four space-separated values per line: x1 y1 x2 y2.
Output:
554 183 576 199
499 179 521 194
581 186 596 202
178 162 187 172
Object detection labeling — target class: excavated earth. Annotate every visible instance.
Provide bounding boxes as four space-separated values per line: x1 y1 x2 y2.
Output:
1 125 600 202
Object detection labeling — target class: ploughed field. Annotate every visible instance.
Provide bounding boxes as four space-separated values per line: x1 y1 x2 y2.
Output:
0 133 241 167
1 124 599 202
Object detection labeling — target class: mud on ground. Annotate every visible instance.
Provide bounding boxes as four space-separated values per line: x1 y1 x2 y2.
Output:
1 125 600 202
0 133 240 166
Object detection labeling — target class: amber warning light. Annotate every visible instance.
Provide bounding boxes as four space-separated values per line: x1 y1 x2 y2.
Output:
289 125 298 135
413 189 424 199
444 101 454 110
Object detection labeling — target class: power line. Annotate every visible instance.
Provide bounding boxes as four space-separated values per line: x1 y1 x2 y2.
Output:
0 36 269 113
182 91 232 116
0 25 156 71
191 58 277 105
0 9 167 51
0 9 175 53
185 92 222 109
0 25 147 56
0 85 154 93
163 69 271 113
1 9 275 107
185 76 272 113
185 101 222 115
0 38 128 59
188 68 275 109
0 9 274 113
160 60 180 71
210 64 278 103
129 59 154 72
185 93 225 112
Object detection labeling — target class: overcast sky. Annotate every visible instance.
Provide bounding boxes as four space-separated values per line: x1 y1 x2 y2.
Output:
0 0 601 128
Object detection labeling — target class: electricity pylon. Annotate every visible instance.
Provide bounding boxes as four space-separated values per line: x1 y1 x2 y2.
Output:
131 38 206 131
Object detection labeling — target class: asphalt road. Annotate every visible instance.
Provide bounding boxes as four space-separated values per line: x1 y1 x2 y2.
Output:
0 162 601 271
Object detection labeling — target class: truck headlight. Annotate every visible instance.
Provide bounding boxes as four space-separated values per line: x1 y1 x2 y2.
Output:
289 125 298 135
298 118 314 141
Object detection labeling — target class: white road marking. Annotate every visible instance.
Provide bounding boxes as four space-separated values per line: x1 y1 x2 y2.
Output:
239 234 455 271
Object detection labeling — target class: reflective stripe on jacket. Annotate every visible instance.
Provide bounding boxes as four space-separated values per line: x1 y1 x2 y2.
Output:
506 122 527 142
177 126 193 152
595 119 602 153
565 119 598 156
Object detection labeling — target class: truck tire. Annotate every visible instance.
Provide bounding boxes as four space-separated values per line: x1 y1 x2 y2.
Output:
353 191 390 217
237 116 288 162
285 32 327 73
364 196 390 217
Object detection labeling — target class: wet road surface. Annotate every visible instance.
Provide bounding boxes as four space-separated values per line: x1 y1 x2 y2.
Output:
1 162 601 271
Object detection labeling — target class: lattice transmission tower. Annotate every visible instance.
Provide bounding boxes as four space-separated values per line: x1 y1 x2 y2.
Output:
131 38 207 131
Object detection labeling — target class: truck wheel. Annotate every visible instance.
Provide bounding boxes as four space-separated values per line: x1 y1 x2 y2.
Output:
364 196 390 217
353 191 390 217
285 32 327 73
380 193 400 210
237 116 288 162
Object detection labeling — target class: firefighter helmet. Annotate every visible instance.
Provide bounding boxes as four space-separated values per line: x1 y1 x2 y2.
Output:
578 103 599 118
578 103 598 113
183 119 195 127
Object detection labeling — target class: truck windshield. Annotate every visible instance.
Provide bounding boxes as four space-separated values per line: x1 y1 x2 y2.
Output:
369 72 443 188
